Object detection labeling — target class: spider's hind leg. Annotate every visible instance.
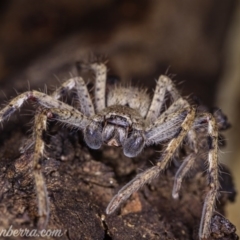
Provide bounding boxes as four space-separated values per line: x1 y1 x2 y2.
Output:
51 76 94 117
196 113 219 239
172 129 198 199
146 75 181 122
90 63 107 113
172 112 220 239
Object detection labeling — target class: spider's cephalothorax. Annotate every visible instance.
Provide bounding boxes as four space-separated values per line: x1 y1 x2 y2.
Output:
0 62 226 239
85 105 145 158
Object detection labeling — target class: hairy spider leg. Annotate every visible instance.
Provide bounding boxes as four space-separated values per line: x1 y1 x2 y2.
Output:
51 76 94 117
106 106 195 214
172 129 198 199
32 108 49 229
146 75 181 122
0 90 89 229
172 113 219 239
197 113 219 239
90 63 107 113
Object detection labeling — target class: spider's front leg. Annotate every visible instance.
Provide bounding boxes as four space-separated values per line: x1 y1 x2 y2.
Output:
0 90 89 127
32 108 49 229
32 105 91 229
0 90 90 229
22 75 95 152
106 106 196 214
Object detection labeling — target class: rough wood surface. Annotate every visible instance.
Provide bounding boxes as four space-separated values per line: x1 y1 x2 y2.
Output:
0 115 238 240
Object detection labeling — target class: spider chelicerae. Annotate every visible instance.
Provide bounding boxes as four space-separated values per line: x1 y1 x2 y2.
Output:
0 62 229 239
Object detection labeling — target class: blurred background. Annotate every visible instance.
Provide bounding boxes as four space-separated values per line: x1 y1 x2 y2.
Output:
0 0 239 235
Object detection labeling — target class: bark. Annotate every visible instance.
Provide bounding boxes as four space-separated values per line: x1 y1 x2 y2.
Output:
0 118 237 240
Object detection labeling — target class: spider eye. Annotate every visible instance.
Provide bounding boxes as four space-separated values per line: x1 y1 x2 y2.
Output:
123 131 145 158
84 122 103 149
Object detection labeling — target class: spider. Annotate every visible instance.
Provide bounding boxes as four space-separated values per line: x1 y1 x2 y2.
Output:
0 62 225 239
